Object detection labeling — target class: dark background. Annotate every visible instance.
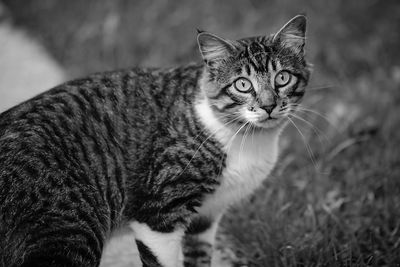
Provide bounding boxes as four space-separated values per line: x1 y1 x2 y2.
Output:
2 0 400 266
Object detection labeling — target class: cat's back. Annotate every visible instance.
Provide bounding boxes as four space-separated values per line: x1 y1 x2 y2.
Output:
0 67 144 152
0 64 204 222
0 64 203 139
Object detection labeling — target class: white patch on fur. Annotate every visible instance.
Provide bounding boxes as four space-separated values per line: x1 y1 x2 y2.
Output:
129 222 184 267
197 215 222 245
195 97 282 217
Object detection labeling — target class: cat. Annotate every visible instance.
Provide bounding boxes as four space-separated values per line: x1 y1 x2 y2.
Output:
0 15 311 267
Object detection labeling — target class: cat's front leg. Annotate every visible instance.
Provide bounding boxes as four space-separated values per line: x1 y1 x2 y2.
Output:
130 221 185 267
183 215 222 267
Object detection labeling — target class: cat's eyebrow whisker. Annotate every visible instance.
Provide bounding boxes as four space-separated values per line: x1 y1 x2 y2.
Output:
288 112 331 146
287 116 319 171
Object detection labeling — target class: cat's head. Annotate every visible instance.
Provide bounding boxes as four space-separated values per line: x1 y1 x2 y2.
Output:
197 15 311 131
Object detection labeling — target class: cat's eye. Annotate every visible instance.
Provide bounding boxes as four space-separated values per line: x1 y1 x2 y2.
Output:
234 78 252 93
275 71 291 87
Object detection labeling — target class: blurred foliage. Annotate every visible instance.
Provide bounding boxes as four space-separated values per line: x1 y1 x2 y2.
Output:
3 0 400 266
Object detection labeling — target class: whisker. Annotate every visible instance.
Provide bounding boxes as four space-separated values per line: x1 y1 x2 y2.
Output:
289 112 331 146
300 85 337 92
289 103 328 119
289 104 337 129
191 111 241 144
287 116 319 170
239 122 251 163
251 122 256 146
216 120 249 177
178 115 242 177
215 117 250 178
226 121 249 155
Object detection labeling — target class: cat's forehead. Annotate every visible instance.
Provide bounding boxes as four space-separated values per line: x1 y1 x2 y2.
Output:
233 39 275 73
238 37 271 55
232 37 303 73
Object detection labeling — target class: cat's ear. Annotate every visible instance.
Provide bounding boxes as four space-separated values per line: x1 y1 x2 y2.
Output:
273 15 307 53
197 32 237 65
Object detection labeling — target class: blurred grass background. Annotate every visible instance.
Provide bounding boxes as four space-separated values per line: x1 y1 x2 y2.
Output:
2 0 400 266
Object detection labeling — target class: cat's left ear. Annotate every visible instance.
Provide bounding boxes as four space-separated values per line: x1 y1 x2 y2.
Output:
273 15 307 54
197 31 237 65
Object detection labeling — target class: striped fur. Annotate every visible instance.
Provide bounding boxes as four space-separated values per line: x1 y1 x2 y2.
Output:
0 64 224 267
0 15 310 267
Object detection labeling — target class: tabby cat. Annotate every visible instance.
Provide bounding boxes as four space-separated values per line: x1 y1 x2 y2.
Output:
0 15 311 267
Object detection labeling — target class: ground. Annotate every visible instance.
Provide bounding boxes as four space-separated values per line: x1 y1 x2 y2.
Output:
2 0 400 266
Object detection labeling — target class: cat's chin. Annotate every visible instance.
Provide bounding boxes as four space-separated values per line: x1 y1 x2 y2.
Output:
253 117 287 130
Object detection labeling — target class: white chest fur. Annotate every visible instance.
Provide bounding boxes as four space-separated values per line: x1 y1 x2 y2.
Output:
195 98 280 217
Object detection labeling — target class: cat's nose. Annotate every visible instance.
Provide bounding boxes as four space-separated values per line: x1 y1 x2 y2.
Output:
260 104 277 115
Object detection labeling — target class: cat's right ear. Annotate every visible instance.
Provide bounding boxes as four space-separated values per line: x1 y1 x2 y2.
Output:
273 15 307 54
197 32 236 66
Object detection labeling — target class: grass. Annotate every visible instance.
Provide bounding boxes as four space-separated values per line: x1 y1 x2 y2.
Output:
4 0 400 265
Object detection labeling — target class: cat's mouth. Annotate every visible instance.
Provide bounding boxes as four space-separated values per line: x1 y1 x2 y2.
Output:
253 115 287 129
258 116 277 123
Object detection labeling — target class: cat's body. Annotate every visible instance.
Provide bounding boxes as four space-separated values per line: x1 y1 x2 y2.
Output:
0 16 310 267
